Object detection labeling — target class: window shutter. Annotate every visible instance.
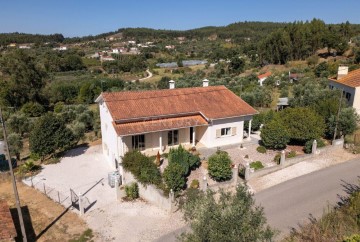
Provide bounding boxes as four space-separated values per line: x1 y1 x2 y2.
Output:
216 129 221 138
231 127 237 136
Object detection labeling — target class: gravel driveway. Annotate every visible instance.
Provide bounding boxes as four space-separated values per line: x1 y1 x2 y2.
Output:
23 145 186 242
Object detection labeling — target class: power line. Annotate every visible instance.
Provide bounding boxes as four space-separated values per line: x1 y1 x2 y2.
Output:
0 107 27 242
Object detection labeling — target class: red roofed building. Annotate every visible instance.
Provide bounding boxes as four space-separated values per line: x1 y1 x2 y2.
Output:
329 66 360 114
0 200 17 241
95 80 257 169
257 72 271 86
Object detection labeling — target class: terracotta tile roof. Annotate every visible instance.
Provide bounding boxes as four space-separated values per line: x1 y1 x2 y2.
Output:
101 86 257 122
258 72 272 79
113 115 208 136
330 68 360 87
0 200 17 240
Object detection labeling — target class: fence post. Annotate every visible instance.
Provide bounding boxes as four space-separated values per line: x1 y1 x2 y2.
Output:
43 183 46 195
115 179 120 201
280 150 286 166
202 176 207 192
312 140 317 155
79 192 84 216
232 165 238 184
245 163 250 181
57 191 60 203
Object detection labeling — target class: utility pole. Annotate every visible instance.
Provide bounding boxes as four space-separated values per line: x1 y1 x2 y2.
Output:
333 90 344 142
0 108 27 242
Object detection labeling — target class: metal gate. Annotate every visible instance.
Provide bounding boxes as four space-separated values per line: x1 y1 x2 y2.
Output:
70 189 79 210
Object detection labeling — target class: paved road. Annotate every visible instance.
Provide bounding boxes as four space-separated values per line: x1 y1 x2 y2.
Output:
156 158 360 241
255 157 360 239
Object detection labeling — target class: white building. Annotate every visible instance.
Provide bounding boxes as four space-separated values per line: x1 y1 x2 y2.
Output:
95 80 257 169
329 66 360 114
257 72 272 86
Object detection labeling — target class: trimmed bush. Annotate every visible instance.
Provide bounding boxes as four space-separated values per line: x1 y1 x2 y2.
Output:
122 150 162 186
256 146 267 154
190 179 199 189
250 161 264 170
208 150 233 182
168 145 200 176
163 162 186 192
304 139 326 154
125 182 139 200
261 119 290 149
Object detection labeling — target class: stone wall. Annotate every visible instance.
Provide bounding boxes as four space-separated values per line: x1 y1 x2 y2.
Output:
122 171 172 212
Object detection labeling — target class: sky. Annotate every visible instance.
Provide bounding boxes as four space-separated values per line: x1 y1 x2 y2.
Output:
1 0 360 37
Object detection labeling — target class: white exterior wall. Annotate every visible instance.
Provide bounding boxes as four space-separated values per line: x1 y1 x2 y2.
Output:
99 101 121 169
198 116 252 148
329 80 360 114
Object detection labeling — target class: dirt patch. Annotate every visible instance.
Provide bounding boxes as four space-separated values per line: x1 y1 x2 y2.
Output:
0 175 89 242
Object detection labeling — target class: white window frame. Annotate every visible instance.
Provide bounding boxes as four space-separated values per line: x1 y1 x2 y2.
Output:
221 127 231 137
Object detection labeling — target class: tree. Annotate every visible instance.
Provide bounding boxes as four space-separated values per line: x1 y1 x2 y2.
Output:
29 113 75 160
260 119 290 149
280 107 325 144
163 162 186 192
0 50 46 108
181 185 275 242
157 76 171 89
229 57 245 74
327 107 359 138
208 150 232 182
7 133 23 160
21 102 45 117
6 113 31 137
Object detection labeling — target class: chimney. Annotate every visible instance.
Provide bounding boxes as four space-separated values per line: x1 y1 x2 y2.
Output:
169 80 175 89
202 79 209 87
337 66 349 79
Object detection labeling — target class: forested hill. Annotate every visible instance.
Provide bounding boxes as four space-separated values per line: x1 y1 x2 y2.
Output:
118 22 288 41
0 32 65 45
2 20 360 46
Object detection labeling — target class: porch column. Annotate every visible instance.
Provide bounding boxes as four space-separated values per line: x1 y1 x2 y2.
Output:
247 119 252 141
192 127 196 147
159 132 163 154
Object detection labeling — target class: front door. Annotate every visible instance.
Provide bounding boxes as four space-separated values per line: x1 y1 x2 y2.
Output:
190 127 194 144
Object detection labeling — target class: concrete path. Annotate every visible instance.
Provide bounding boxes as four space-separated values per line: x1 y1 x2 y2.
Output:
255 157 360 240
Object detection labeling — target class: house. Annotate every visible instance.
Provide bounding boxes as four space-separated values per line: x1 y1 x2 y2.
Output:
0 200 17 241
329 66 360 114
95 80 257 169
257 72 272 86
100 55 115 62
277 97 289 111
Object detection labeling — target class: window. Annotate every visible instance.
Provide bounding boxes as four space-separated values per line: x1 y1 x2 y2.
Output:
221 127 231 136
132 135 145 150
168 130 179 146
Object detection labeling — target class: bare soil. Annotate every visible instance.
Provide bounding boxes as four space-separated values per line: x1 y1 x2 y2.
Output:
0 175 89 242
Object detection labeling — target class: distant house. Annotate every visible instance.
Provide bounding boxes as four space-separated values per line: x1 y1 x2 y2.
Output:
329 66 360 114
53 46 67 51
288 71 304 83
95 80 257 169
19 44 31 49
277 97 289 111
101 55 115 62
165 45 175 50
0 200 17 241
257 72 272 86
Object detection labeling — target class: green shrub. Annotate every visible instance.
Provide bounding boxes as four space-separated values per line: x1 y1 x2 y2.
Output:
287 150 297 158
343 234 360 242
208 150 232 182
122 150 162 186
168 145 200 176
125 182 139 200
190 179 199 189
256 146 267 154
250 161 264 170
163 162 186 192
21 102 45 117
260 119 290 149
304 139 326 154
